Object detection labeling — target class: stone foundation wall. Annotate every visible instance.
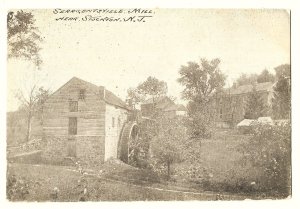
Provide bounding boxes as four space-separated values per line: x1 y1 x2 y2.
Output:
42 135 105 167
76 136 105 166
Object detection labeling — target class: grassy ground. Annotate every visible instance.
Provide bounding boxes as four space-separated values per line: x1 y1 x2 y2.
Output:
7 163 247 201
173 129 264 194
7 128 284 201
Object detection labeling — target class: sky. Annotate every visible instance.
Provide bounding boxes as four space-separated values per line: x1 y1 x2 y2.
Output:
7 9 290 112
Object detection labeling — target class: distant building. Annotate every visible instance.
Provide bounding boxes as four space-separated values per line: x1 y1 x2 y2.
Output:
164 104 187 117
43 77 138 166
140 96 187 118
214 82 274 128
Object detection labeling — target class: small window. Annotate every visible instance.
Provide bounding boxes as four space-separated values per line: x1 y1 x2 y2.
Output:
219 108 223 119
69 101 78 112
79 89 86 100
112 117 115 128
69 117 77 135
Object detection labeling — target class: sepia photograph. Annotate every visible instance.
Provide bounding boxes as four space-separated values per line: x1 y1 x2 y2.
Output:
5 7 292 202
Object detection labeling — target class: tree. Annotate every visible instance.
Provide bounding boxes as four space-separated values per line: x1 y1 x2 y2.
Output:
7 10 43 68
178 58 226 138
272 64 291 119
136 76 168 118
126 87 144 110
234 73 258 87
178 58 226 103
35 87 51 125
257 69 275 83
126 88 143 109
233 69 275 87
15 84 50 142
244 86 267 119
137 76 168 102
15 85 39 142
126 87 144 121
150 117 186 180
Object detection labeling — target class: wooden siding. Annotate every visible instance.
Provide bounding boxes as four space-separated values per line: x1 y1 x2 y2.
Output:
43 78 106 137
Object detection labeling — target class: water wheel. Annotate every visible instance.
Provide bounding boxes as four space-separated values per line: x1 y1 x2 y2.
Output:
117 121 139 163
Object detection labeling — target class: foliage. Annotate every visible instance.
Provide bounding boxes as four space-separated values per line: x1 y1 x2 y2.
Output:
257 69 275 83
149 117 187 179
7 10 43 68
185 101 215 138
35 87 51 125
240 123 291 196
7 175 30 201
178 58 226 102
126 87 144 110
233 73 257 87
8 163 226 201
15 85 50 141
233 69 274 87
272 64 291 119
137 76 168 101
178 58 226 138
244 85 267 119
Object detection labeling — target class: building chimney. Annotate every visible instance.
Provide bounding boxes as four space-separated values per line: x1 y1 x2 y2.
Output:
99 86 106 100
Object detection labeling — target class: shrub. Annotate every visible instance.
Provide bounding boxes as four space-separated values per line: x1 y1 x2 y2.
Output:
149 117 187 180
7 175 30 201
240 122 291 197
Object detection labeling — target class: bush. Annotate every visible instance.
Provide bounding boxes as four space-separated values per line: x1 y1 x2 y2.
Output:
149 117 187 180
7 175 30 201
240 122 291 197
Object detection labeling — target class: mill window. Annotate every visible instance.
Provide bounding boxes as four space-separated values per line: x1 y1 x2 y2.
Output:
79 89 86 100
68 117 77 135
69 101 78 112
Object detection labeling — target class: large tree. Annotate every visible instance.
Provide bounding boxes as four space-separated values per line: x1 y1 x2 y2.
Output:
15 83 50 142
7 10 43 68
137 76 168 102
126 87 144 110
272 64 291 119
178 58 226 103
257 69 275 83
178 58 226 138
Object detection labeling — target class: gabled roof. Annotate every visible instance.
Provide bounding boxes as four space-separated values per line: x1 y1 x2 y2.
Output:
52 77 130 110
142 96 175 109
177 104 187 111
104 89 130 110
164 104 187 112
227 82 273 95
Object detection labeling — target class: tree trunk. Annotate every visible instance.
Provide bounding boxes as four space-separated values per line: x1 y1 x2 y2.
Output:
167 161 171 180
26 111 32 142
